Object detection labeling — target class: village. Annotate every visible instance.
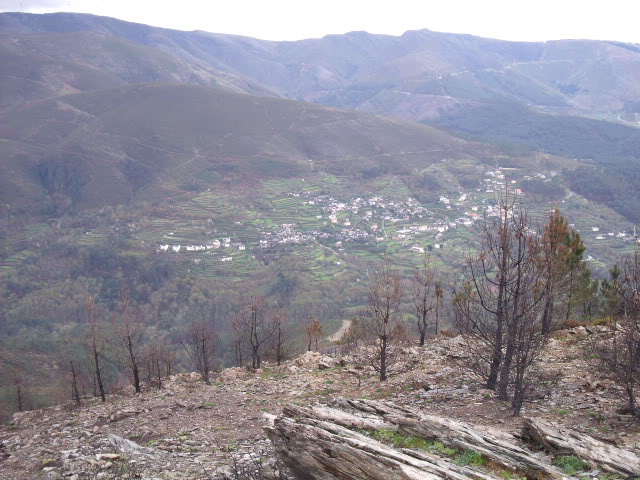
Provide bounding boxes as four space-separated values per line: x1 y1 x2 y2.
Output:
156 169 636 263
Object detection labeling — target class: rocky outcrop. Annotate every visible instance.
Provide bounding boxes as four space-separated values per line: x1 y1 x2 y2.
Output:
267 407 497 479
523 417 640 475
266 398 640 479
107 434 148 455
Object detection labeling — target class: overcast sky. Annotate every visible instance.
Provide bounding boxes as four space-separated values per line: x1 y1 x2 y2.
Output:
1 0 638 43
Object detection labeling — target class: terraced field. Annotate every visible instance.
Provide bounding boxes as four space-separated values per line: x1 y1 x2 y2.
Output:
2 161 637 291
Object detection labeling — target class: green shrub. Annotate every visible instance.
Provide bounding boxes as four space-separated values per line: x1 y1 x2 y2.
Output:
554 455 590 475
454 449 487 466
370 429 431 450
430 440 457 456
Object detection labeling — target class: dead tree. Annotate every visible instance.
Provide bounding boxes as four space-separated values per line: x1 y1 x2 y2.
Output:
86 295 106 402
594 251 640 415
231 315 245 367
360 261 404 381
69 360 81 405
112 289 146 393
12 369 26 412
145 335 174 389
508 284 550 415
434 281 444 335
305 318 323 352
237 296 275 369
61 339 82 406
162 343 175 377
269 310 290 366
453 188 549 414
411 254 436 346
180 320 218 385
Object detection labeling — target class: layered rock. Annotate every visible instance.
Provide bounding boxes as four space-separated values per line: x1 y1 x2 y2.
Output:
266 398 640 479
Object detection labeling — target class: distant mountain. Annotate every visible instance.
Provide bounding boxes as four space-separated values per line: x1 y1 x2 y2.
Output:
0 29 273 110
2 12 640 122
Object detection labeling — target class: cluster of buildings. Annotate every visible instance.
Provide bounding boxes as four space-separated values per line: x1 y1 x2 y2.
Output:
483 169 524 195
155 167 634 262
157 236 245 255
156 188 489 257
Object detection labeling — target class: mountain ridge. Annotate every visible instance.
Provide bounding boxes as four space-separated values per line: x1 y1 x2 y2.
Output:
2 11 639 115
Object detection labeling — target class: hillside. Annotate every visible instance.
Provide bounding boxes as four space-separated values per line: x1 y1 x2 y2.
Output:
1 330 639 479
0 82 480 210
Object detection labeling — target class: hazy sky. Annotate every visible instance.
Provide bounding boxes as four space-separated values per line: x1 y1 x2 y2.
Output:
1 0 639 43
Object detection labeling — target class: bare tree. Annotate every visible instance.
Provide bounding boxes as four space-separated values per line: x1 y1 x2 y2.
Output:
145 334 174 389
112 289 146 393
360 261 404 381
411 254 436 346
162 344 176 377
237 296 275 369
181 320 218 385
269 310 291 366
434 281 444 335
231 315 245 367
61 339 82 406
594 252 640 415
12 369 26 412
305 318 323 352
86 295 106 402
453 188 549 414
69 360 81 406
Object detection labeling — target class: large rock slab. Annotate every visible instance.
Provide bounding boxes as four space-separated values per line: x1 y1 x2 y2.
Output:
266 398 567 479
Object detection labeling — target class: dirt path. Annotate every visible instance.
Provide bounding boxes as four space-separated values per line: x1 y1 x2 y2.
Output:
328 318 352 342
